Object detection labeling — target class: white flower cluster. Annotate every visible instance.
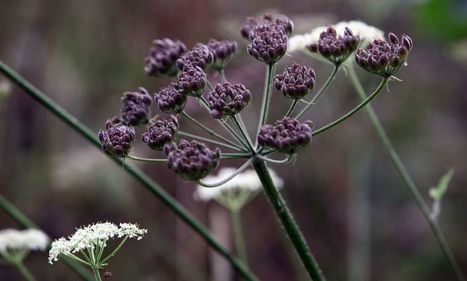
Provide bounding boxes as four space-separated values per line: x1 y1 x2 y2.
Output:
288 20 384 53
0 229 49 254
195 167 284 209
48 222 146 264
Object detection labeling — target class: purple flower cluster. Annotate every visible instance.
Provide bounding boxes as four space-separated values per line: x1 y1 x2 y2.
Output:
241 13 293 39
207 82 251 119
355 33 413 77
154 84 187 114
176 43 214 71
176 66 207 97
166 140 221 181
120 87 152 126
142 115 179 151
145 38 187 77
274 63 316 100
307 27 360 65
98 119 136 158
247 24 288 65
258 117 313 154
207 39 237 70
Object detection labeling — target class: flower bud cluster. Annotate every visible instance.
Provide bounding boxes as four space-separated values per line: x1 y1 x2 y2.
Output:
121 87 152 126
154 83 187 114
274 63 316 100
355 33 413 77
241 13 293 39
98 119 135 158
145 38 187 76
207 82 251 119
207 39 237 70
176 43 214 71
142 115 179 151
247 24 288 65
176 66 207 97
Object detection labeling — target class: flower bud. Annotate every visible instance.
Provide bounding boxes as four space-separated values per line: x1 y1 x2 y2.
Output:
273 63 316 100
176 43 214 71
121 87 152 126
98 120 135 158
241 13 293 39
145 38 187 77
247 24 288 65
176 66 207 97
207 82 251 119
207 39 237 70
154 84 187 114
142 115 179 151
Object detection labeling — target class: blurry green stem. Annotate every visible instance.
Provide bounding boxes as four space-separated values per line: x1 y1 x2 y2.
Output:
14 260 36 281
231 209 248 265
253 160 325 281
91 267 102 281
0 60 257 281
347 65 465 281
127 154 167 162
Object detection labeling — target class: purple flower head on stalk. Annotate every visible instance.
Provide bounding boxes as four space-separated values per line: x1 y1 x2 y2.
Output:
258 117 313 154
145 38 187 77
307 27 360 65
176 66 207 97
247 24 288 65
166 140 221 181
176 43 214 71
154 83 187 114
355 33 413 77
273 63 316 100
241 13 293 39
98 119 136 158
121 87 152 126
142 115 179 151
207 81 251 119
207 39 238 70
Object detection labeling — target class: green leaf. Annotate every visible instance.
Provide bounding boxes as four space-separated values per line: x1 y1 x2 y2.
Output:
429 169 454 201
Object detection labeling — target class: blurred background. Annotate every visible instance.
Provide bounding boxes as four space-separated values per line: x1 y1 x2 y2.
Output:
1 0 466 280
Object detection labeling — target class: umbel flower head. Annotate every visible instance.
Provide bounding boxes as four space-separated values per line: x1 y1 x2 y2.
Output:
142 115 179 151
274 63 316 100
48 222 146 265
247 24 288 65
120 87 152 126
195 167 284 210
98 119 135 158
207 39 238 70
207 81 251 119
241 13 293 39
176 43 214 71
0 229 49 255
355 33 413 77
307 27 360 65
176 66 207 97
166 140 221 181
154 83 187 114
145 38 187 77
258 117 313 154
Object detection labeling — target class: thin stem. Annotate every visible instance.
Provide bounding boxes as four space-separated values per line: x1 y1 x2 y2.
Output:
221 153 253 159
348 65 465 281
101 236 128 264
92 267 102 281
232 115 254 152
14 260 36 281
65 253 93 267
296 65 339 119
220 69 227 81
285 100 299 118
256 154 292 164
179 131 244 151
206 80 214 90
198 159 253 188
0 60 258 281
312 78 389 136
127 154 167 162
231 209 248 265
256 64 275 144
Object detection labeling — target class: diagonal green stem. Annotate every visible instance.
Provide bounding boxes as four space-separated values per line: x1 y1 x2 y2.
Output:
347 65 465 281
232 115 254 152
179 131 243 151
312 77 389 136
0 60 257 281
14 260 36 281
101 236 128 264
256 64 275 147
92 267 102 281
127 154 167 162
285 100 299 118
253 159 326 281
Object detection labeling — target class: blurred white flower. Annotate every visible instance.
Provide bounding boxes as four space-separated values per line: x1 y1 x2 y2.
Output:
288 20 384 53
48 222 146 264
194 167 283 210
0 229 49 254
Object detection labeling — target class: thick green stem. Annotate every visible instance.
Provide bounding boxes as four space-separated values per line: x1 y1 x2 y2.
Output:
312 78 389 136
256 64 275 146
231 209 248 265
92 267 102 281
14 260 36 281
348 66 465 281
253 160 326 281
0 60 257 281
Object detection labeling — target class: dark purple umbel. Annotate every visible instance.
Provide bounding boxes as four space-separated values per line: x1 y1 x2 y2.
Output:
145 38 187 77
241 13 293 39
207 82 251 119
176 43 214 71
355 33 413 77
176 66 207 97
257 117 313 154
98 119 135 158
307 27 360 65
121 87 152 126
142 115 179 151
207 39 237 70
247 24 288 65
274 63 316 100
166 140 221 181
154 84 187 114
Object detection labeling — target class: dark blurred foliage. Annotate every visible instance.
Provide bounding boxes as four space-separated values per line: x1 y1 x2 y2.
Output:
0 0 466 280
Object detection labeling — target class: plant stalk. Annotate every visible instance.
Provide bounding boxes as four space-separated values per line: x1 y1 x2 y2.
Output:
231 209 248 265
256 64 275 147
14 260 36 281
